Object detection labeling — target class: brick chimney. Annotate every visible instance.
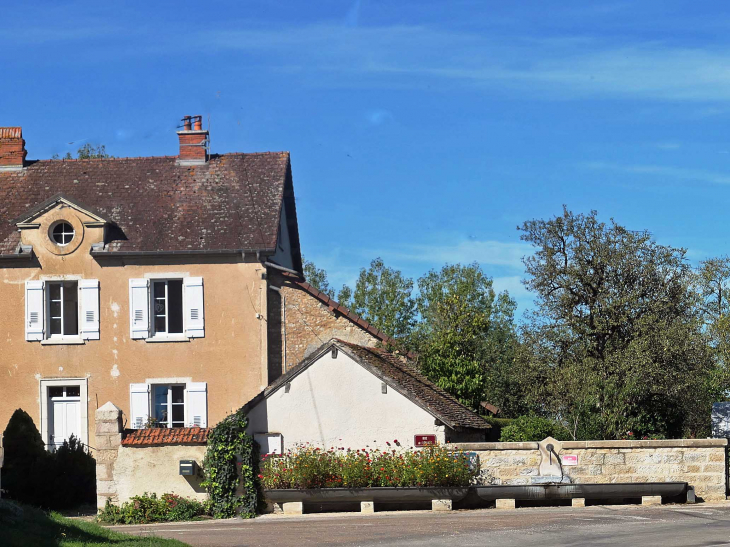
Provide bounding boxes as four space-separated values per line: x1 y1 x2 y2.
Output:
176 115 208 165
0 127 27 170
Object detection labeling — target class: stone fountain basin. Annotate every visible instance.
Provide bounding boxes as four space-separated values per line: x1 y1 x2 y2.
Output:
473 482 688 501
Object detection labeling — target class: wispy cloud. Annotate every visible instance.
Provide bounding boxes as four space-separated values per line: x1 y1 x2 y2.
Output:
492 275 531 299
9 12 730 104
200 24 730 101
582 161 730 185
653 142 681 150
377 239 531 270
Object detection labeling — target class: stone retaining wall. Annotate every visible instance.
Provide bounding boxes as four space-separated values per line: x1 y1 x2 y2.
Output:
453 439 728 502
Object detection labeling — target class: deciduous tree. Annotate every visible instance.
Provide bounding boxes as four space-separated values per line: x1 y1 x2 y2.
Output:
416 263 520 412
302 255 332 297
341 258 416 340
517 207 715 439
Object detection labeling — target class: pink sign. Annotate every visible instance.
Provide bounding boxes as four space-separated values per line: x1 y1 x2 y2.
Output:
562 454 578 466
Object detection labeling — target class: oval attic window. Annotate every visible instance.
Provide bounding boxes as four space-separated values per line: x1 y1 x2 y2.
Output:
51 222 75 246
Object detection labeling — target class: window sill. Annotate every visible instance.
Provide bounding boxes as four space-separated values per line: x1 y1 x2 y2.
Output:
41 337 85 346
145 336 190 343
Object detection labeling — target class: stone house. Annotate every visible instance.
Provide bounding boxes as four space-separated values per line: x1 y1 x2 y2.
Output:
0 119 397 452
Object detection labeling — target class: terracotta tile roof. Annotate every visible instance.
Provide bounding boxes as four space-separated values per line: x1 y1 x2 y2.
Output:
0 153 301 268
282 272 417 359
246 339 490 431
122 427 209 446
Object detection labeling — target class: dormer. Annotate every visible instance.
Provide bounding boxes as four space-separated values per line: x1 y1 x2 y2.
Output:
14 194 108 257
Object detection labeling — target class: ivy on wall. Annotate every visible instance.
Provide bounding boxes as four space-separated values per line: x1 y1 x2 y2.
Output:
202 408 259 518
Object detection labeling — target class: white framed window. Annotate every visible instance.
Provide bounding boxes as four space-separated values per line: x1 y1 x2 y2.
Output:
152 384 186 428
129 277 205 340
25 279 99 342
129 381 207 429
39 378 88 451
50 221 75 246
152 280 184 336
47 281 78 337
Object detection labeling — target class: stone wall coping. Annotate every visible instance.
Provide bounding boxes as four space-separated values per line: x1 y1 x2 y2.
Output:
451 438 728 451
451 442 538 451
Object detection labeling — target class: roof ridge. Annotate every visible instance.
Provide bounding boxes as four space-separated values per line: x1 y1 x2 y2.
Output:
32 151 290 163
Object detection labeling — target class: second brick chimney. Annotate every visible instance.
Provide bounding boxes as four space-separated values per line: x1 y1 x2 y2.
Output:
177 115 208 166
0 127 27 170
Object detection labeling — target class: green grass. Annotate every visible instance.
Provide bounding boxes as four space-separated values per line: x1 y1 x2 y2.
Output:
0 499 188 547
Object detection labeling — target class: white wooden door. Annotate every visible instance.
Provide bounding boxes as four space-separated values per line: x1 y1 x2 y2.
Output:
49 388 81 450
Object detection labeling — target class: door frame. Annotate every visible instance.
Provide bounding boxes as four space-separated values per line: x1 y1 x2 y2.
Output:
39 377 88 451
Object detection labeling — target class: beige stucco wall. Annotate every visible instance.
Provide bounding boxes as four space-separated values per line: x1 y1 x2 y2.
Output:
0 205 269 449
453 439 729 502
247 349 446 451
114 445 208 504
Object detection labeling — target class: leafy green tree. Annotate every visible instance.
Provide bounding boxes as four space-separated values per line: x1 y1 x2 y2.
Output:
53 143 113 160
342 258 416 340
694 256 730 402
517 207 715 439
416 263 520 412
302 255 332 297
337 284 353 308
697 257 730 357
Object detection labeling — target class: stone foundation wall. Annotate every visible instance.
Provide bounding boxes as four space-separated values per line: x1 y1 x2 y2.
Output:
453 439 728 502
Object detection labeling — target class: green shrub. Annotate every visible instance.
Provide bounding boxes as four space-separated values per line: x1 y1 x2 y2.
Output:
1 409 49 507
260 444 477 489
97 493 209 525
49 435 97 508
2 409 96 509
499 415 571 442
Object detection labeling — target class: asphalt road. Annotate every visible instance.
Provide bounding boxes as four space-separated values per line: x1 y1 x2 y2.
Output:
109 503 730 547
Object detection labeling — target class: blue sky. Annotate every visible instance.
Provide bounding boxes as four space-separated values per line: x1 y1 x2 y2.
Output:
3 1 730 317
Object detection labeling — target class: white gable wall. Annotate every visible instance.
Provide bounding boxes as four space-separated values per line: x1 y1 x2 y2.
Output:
246 350 446 452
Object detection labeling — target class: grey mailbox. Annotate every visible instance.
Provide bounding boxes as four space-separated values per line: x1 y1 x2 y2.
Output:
179 460 198 476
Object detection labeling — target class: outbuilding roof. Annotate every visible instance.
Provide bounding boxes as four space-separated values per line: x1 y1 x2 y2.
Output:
121 426 209 446
243 339 490 431
0 153 301 270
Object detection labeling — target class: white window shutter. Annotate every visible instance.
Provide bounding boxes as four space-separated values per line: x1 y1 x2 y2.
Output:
129 383 150 429
184 277 205 338
185 382 207 428
25 280 44 341
129 278 149 339
79 279 100 340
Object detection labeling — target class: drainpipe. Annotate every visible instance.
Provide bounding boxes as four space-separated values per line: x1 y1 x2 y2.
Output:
268 285 286 373
264 261 300 276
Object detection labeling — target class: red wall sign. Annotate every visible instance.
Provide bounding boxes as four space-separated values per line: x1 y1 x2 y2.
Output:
562 454 578 466
414 434 437 447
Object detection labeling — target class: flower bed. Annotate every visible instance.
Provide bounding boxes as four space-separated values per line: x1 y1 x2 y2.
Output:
260 444 477 489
